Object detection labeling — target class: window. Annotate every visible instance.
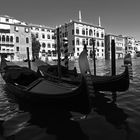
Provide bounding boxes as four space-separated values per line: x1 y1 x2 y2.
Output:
102 42 104 47
14 26 18 32
77 48 79 51
86 28 88 35
16 47 19 52
82 28 85 35
16 37 19 43
76 38 80 45
42 34 45 39
47 34 50 39
82 39 85 45
26 37 29 43
6 18 9 22
101 33 104 38
97 32 99 37
52 44 55 48
2 35 5 42
25 28 29 33
89 29 93 36
10 36 13 42
76 28 79 34
42 43 46 48
47 43 51 48
0 36 1 41
97 41 99 47
6 36 9 42
89 39 93 46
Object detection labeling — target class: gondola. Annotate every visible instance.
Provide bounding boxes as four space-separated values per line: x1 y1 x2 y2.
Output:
35 59 130 92
0 58 91 115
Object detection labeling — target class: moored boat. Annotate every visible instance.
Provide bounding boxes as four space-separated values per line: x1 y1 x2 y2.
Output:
35 59 130 92
0 58 91 115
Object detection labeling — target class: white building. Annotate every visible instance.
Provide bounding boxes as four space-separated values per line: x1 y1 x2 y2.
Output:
125 36 137 58
105 34 126 59
58 11 105 60
30 24 56 61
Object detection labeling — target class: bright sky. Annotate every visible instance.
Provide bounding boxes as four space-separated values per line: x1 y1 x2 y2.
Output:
1 0 140 40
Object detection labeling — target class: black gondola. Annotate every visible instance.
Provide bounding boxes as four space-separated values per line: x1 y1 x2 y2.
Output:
0 58 91 115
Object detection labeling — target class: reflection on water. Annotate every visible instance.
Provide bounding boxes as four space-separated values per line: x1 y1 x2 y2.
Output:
0 58 140 139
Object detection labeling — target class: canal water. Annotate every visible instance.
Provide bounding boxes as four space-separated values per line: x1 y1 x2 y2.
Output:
0 58 140 140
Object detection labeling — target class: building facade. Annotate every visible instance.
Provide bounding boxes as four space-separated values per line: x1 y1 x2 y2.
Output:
0 15 32 61
30 24 56 61
58 12 105 60
105 34 126 59
125 36 137 58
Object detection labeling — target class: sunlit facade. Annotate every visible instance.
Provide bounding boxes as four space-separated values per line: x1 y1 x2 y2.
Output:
0 15 32 61
58 12 105 60
30 24 56 61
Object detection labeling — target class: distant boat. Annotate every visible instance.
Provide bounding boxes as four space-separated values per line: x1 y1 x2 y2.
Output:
0 58 91 115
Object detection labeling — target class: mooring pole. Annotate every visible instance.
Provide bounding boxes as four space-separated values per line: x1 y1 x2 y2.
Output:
111 39 116 76
111 39 116 102
56 27 61 80
92 38 96 76
26 47 31 69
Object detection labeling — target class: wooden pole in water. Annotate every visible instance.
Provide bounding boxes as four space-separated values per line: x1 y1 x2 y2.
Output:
92 38 96 76
56 27 61 79
26 47 31 69
111 39 116 76
111 39 116 102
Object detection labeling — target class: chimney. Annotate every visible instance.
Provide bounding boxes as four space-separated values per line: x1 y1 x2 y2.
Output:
98 16 101 27
78 10 82 22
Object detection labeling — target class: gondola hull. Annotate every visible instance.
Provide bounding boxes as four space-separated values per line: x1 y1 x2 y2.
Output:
37 64 130 92
1 59 91 115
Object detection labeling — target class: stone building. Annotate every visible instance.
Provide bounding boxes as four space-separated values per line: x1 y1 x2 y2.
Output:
30 24 56 61
58 11 105 60
0 15 32 61
105 34 126 59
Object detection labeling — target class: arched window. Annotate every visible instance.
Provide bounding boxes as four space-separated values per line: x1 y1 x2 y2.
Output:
76 28 79 34
96 32 99 37
16 37 19 43
89 39 93 46
76 38 80 45
47 34 50 39
10 36 13 42
2 35 5 42
102 42 104 47
6 36 9 42
82 28 85 35
42 34 45 39
89 29 93 36
82 39 85 45
42 42 46 48
101 33 104 38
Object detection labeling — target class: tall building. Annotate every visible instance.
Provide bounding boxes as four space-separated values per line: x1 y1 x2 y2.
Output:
58 11 105 59
105 34 126 59
0 15 32 61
